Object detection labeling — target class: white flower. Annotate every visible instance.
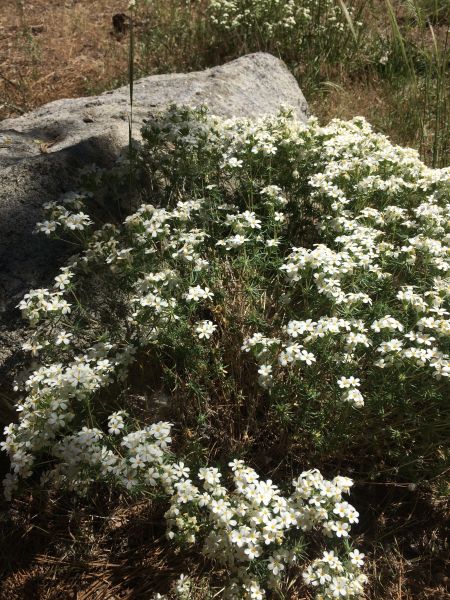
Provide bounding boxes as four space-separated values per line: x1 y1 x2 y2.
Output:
343 388 365 407
108 412 125 435
174 574 191 596
268 555 285 575
55 330 73 346
337 376 360 389
329 576 351 597
172 461 190 480
258 364 272 378
349 549 365 567
185 285 214 302
331 520 350 538
227 157 243 168
195 320 217 339
36 220 57 235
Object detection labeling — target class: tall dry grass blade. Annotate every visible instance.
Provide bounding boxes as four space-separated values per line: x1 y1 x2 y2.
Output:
337 0 359 44
384 0 417 82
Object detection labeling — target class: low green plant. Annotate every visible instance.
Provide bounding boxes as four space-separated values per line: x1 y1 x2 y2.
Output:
2 105 449 596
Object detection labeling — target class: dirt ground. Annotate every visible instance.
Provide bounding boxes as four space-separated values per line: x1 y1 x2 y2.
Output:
0 0 130 120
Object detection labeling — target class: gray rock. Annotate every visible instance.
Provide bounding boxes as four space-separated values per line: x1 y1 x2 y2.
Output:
0 52 308 378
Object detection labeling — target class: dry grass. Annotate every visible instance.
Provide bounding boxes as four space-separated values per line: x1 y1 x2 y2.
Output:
0 493 192 599
0 0 129 120
1 1 448 164
0 484 448 599
0 0 448 159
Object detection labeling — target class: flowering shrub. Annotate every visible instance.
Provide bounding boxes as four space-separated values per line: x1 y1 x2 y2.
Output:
137 105 449 481
208 0 363 66
165 462 366 598
210 0 352 34
2 104 450 596
210 0 311 32
4 407 366 597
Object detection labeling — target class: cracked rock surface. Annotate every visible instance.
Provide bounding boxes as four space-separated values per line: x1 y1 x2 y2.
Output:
0 52 308 382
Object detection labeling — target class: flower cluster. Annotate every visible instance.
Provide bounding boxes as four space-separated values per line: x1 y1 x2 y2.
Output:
165 462 365 599
243 317 369 406
35 192 93 235
208 0 361 40
1 342 135 499
18 286 72 326
5 401 364 599
196 320 218 340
